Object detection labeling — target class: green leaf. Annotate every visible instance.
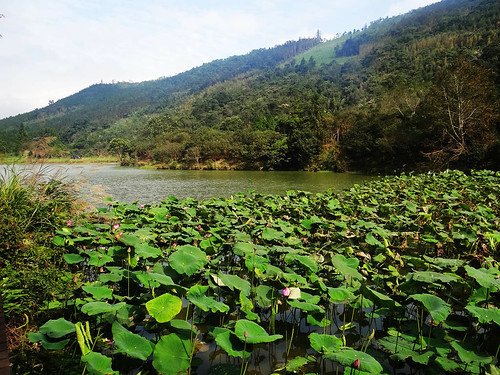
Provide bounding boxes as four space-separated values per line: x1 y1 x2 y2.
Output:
285 356 314 372
365 232 384 248
153 333 193 375
112 322 154 361
465 266 500 289
81 351 117 375
81 302 127 316
146 293 182 323
331 254 362 280
234 319 282 344
87 251 114 267
82 285 113 300
324 349 383 374
169 245 207 276
287 300 324 313
119 233 163 259
410 294 451 323
52 236 65 246
328 287 355 303
255 285 273 308
39 318 75 338
28 332 70 350
363 287 401 308
451 341 493 365
215 273 251 297
309 333 342 354
262 227 286 241
409 271 461 284
284 253 319 273
466 305 500 325
186 285 229 313
213 328 251 359
63 253 84 264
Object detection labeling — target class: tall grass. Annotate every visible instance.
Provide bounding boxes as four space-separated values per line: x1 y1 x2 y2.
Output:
0 166 75 332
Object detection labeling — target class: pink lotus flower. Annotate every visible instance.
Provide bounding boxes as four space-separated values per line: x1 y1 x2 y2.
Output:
281 287 291 297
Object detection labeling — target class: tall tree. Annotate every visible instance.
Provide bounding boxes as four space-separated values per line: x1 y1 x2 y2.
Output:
420 59 498 167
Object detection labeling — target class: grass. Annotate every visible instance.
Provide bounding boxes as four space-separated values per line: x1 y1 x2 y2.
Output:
288 35 355 66
0 155 119 164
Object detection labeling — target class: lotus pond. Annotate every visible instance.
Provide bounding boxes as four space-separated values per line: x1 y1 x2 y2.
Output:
29 170 499 374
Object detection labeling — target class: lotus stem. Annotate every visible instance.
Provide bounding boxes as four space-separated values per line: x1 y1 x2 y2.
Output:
286 324 295 358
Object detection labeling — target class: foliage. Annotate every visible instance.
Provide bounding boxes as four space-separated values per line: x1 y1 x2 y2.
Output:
30 170 499 374
0 167 78 374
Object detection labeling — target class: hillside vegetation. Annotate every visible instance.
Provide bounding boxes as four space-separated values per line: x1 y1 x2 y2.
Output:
1 0 499 172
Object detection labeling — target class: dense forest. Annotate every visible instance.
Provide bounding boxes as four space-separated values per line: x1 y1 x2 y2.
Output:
0 0 499 172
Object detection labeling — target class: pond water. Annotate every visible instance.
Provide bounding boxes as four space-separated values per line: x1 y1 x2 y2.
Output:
0 163 373 204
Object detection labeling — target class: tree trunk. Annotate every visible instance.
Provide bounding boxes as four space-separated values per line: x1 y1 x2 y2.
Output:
0 294 11 375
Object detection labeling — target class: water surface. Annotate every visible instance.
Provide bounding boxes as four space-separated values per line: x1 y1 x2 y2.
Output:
1 163 373 203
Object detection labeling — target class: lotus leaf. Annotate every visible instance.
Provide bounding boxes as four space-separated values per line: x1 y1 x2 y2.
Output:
451 341 493 365
465 266 500 289
234 319 282 344
82 285 113 300
81 351 117 375
331 254 362 280
112 322 154 360
466 305 500 325
146 293 182 323
186 285 230 313
153 333 193 374
28 332 70 350
81 302 127 316
169 245 207 276
213 328 251 359
284 253 319 273
410 294 451 323
39 318 75 338
309 333 342 354
324 349 383 374
216 273 251 296
63 253 84 264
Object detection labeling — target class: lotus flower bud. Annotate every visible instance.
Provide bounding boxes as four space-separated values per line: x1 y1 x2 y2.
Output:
353 359 361 369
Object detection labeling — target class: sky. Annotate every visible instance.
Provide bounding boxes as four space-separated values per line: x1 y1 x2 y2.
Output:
0 0 440 119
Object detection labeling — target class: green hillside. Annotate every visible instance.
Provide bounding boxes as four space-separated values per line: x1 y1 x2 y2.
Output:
1 0 499 172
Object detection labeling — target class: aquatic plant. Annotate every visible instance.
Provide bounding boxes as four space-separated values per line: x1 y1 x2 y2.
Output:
30 170 499 374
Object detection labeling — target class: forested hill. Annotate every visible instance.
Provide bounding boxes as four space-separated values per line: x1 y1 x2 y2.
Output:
1 0 499 172
0 37 320 151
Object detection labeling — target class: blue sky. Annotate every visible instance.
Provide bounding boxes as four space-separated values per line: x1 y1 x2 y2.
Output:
0 0 440 119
